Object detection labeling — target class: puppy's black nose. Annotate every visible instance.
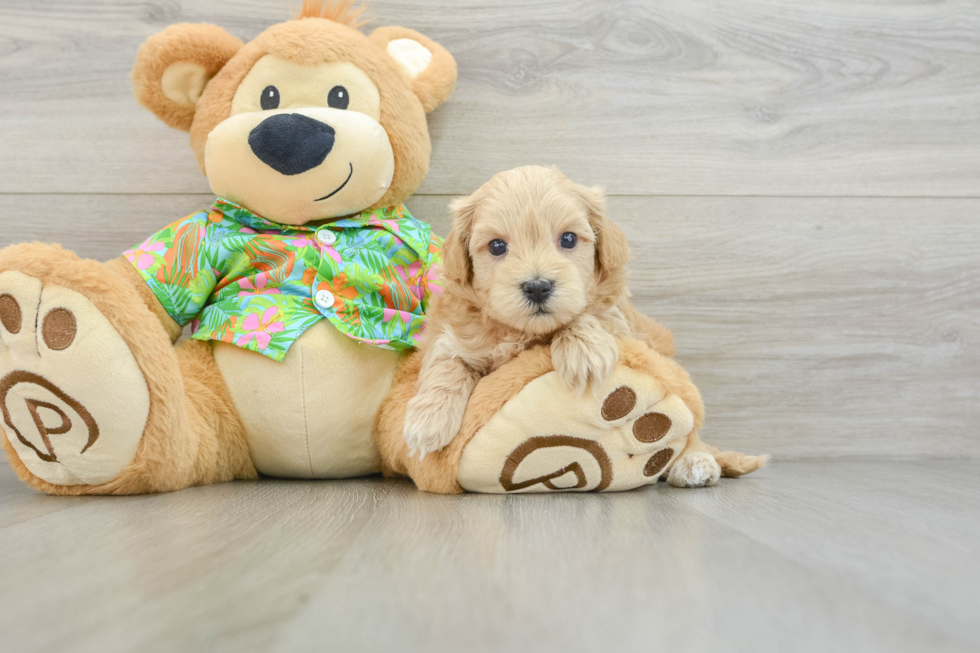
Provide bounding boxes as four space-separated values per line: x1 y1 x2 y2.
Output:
521 279 554 304
248 114 335 176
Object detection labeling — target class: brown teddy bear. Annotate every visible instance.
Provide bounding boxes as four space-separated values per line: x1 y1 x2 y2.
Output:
0 2 764 495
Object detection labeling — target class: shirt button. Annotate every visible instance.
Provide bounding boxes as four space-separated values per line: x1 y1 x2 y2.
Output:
315 290 335 310
316 229 337 246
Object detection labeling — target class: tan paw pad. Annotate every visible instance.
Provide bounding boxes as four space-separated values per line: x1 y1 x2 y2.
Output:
0 274 149 486
458 365 696 493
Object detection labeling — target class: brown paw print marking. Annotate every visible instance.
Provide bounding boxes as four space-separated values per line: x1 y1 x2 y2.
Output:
634 412 672 443
644 447 674 477
42 308 76 351
24 399 73 462
0 370 99 462
500 435 613 492
0 294 22 334
601 385 636 421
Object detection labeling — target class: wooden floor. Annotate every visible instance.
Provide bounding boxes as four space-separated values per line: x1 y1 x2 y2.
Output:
1 460 977 653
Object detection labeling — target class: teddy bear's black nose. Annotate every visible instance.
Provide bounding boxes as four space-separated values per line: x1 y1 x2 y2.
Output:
248 114 335 176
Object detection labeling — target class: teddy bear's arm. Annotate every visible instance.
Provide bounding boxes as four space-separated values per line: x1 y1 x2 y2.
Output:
113 211 227 344
104 257 183 344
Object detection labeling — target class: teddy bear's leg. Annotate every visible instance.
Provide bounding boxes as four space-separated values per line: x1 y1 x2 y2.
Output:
376 339 766 494
0 243 255 495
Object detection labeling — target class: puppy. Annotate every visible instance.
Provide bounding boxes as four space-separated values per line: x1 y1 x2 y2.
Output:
403 166 675 457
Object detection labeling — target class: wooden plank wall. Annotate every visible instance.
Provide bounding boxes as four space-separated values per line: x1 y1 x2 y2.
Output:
1 0 977 459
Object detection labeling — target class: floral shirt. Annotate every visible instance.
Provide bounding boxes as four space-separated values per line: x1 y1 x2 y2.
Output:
125 198 443 362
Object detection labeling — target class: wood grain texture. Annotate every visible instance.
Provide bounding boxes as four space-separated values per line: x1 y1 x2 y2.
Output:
2 193 976 459
0 0 979 196
0 460 977 653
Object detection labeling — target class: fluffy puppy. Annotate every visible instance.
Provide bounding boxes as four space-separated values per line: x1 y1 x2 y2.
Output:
403 166 675 457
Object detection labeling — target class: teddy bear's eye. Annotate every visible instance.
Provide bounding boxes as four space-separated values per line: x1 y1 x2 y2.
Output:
328 85 350 110
260 85 280 110
488 239 508 257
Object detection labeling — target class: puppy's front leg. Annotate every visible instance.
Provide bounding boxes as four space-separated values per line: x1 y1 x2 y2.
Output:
552 314 619 394
403 335 480 458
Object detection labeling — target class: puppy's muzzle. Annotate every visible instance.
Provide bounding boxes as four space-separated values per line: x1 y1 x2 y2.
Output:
248 113 336 176
521 278 554 305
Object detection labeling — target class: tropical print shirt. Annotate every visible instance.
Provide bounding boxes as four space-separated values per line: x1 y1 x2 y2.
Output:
125 198 443 362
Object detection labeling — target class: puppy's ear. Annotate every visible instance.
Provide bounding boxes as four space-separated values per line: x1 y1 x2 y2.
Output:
442 194 479 285
574 185 629 280
132 24 243 131
371 26 457 112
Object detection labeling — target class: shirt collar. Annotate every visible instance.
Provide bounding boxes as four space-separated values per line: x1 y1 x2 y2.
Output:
211 197 412 233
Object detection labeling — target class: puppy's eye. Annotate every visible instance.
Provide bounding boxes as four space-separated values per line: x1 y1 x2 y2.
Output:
260 86 280 110
559 232 578 249
328 86 350 110
488 239 508 257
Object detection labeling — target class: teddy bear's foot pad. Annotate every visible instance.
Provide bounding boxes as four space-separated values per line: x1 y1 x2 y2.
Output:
0 271 149 486
457 364 695 493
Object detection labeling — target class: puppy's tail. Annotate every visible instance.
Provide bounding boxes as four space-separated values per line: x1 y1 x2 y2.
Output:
704 444 770 478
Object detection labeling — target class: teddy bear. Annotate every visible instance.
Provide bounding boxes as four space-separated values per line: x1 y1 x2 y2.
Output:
0 2 765 495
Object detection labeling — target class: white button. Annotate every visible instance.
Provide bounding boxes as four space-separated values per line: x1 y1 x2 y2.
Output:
316 229 337 246
315 290 335 310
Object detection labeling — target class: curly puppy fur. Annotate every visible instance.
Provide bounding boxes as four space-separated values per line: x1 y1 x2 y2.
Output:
401 166 676 456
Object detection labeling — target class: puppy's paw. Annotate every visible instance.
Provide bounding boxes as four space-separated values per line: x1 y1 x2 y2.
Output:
402 390 467 458
667 451 722 488
552 316 619 395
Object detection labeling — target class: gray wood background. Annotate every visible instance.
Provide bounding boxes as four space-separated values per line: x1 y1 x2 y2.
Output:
1 0 977 460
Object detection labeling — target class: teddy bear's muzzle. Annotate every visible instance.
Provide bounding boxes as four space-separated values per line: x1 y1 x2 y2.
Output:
204 107 395 224
248 113 337 176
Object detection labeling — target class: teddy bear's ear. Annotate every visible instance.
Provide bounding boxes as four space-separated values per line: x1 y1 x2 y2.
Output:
370 26 457 112
131 24 243 132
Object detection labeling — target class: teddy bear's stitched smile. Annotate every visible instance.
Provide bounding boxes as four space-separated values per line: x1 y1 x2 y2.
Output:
315 162 354 202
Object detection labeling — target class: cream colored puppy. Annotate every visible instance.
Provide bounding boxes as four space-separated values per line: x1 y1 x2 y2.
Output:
403 166 675 457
